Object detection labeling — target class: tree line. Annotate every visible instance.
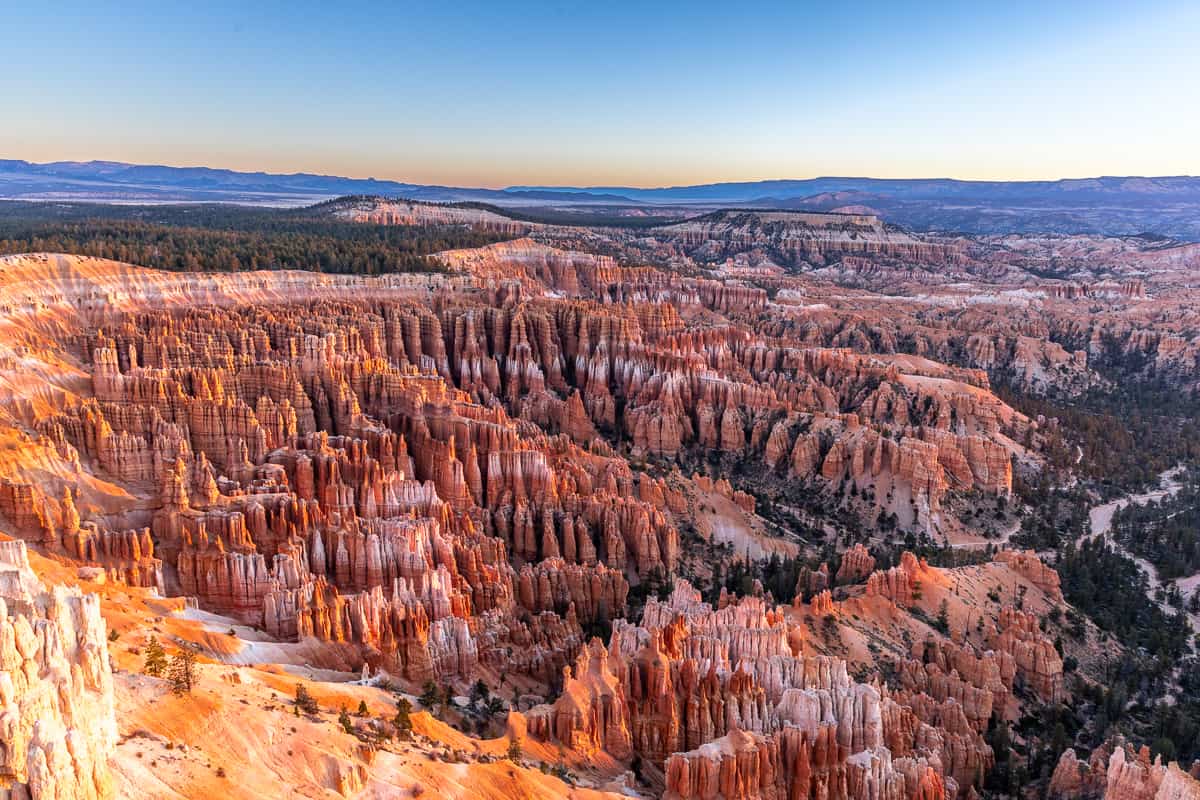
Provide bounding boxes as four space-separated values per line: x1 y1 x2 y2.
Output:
0 202 514 275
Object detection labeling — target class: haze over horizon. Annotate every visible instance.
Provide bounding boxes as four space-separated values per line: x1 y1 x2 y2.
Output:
7 155 1200 194
3 0 1199 188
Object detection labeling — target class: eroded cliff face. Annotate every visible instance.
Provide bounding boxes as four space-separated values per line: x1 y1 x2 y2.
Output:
652 210 967 269
524 579 981 800
1050 739 1200 800
0 246 1158 800
332 198 1200 398
16 239 1028 545
65 321 683 684
429 241 1025 534
0 253 696 690
0 539 116 800
330 198 533 235
0 248 1028 689
518 544 1081 800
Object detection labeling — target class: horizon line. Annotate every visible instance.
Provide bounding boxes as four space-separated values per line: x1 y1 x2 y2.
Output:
6 156 1200 193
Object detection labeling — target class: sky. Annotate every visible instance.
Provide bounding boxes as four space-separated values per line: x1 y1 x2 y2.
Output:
2 0 1198 188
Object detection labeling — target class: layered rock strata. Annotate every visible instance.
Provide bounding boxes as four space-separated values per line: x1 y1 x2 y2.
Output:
527 581 994 800
0 539 117 800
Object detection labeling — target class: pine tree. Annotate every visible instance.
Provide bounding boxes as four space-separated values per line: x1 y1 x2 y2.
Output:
295 683 319 714
168 646 197 695
1050 721 1069 760
935 600 950 633
338 706 354 734
507 733 522 762
357 699 369 717
418 681 441 710
143 635 167 677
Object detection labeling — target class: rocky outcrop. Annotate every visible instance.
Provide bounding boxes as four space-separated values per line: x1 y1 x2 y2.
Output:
835 543 875 585
994 549 1063 601
0 245 1070 797
808 589 835 616
795 563 830 600
528 581 985 799
865 553 926 608
987 608 1064 704
654 210 966 269
17 286 699 687
692 474 755 514
0 481 55 545
8 209 1200 799
663 724 949 800
526 638 632 758
1106 746 1200 800
1051 739 1200 800
0 540 116 800
332 198 531 235
1050 747 1109 799
899 637 1007 734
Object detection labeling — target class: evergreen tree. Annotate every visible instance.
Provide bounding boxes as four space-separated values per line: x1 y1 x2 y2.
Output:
143 635 167 677
985 722 1012 791
507 734 522 762
1050 721 1069 762
168 646 197 695
418 681 441 709
295 682 319 714
935 600 950 633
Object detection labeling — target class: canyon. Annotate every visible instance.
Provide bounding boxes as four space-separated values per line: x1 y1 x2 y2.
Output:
0 198 1198 800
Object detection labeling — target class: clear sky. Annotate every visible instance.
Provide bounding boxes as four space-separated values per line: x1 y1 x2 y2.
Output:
3 0 1198 188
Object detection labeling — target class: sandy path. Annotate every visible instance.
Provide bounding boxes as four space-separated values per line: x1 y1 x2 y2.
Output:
1087 467 1185 543
949 514 1022 551
1084 467 1198 633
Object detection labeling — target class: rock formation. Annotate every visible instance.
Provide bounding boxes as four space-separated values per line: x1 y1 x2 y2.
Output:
527 580 994 799
0 540 117 800
653 210 966 269
835 543 875 585
1050 739 1200 800
3 222 1186 800
994 549 1063 601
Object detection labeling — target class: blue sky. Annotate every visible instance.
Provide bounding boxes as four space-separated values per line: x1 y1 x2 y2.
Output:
3 0 1197 187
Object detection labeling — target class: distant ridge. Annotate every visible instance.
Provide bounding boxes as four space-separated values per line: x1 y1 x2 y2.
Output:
506 175 1200 205
4 158 1199 207
0 159 637 206
4 158 1200 238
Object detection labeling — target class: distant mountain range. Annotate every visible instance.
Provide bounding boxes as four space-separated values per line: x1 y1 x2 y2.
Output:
0 159 630 206
508 176 1200 205
3 159 1200 239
